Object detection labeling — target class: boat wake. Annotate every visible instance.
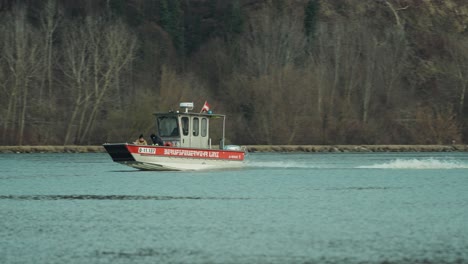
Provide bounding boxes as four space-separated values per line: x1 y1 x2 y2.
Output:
246 158 468 170
358 158 468 169
246 161 323 169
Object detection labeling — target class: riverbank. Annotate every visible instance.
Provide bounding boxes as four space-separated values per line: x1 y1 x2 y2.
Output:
0 144 467 153
247 145 468 152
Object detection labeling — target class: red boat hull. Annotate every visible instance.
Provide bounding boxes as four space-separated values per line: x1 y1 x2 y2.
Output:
103 143 245 171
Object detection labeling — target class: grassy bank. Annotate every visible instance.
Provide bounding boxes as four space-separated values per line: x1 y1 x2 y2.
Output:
0 145 106 153
0 145 467 153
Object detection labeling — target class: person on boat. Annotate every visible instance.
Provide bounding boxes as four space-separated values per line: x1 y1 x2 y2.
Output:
134 134 147 145
150 133 164 146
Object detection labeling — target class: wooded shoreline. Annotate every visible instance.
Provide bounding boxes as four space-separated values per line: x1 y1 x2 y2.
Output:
1 145 467 153
2 2 468 147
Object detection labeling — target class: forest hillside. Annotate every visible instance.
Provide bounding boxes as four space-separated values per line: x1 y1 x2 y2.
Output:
1 0 467 145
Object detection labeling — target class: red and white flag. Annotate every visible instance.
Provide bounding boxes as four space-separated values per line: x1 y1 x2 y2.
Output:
200 101 210 113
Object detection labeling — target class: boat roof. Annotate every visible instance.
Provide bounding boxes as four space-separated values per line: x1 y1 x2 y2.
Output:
153 112 225 118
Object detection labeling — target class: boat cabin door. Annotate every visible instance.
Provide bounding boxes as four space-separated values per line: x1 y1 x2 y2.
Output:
179 115 209 149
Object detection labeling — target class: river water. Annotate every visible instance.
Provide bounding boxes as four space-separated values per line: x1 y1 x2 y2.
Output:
1 152 468 264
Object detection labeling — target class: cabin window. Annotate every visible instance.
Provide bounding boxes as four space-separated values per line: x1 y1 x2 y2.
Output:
201 118 207 137
181 117 189 136
193 118 199 136
157 116 179 137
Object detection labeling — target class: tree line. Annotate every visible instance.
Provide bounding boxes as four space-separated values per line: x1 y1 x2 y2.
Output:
0 0 467 146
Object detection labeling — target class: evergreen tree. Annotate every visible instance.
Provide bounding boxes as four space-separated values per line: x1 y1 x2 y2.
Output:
108 0 125 16
184 15 201 55
304 0 319 42
208 0 217 16
159 0 185 55
109 0 142 26
224 0 244 37
271 0 285 14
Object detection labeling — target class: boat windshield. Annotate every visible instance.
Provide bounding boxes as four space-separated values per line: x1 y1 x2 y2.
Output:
157 116 179 137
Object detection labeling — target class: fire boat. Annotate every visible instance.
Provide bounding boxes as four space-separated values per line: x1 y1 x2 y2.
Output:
103 102 246 171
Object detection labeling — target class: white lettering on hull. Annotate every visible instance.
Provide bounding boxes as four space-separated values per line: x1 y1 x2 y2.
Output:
163 149 219 158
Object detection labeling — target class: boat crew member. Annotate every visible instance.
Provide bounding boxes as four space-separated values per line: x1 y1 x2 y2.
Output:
134 134 147 145
150 134 164 146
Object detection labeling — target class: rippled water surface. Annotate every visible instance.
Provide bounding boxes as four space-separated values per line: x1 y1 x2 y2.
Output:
1 152 468 264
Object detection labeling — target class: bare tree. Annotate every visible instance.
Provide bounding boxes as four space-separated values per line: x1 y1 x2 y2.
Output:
412 106 461 144
158 66 209 108
61 17 137 144
310 20 366 141
445 34 468 115
375 27 408 106
1 6 42 145
226 4 309 144
39 0 61 102
78 18 136 143
239 4 306 77
362 35 378 123
62 20 92 145
312 22 345 131
310 19 403 141
380 0 409 30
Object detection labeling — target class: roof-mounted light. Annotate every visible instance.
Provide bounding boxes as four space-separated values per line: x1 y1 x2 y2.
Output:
179 102 194 113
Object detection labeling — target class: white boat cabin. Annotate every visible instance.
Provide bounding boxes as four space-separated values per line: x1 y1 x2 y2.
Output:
154 102 226 149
